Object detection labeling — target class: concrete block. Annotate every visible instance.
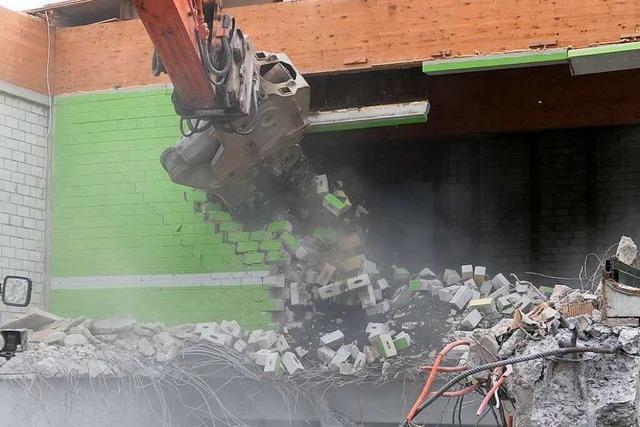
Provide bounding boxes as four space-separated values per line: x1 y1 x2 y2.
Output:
339 362 353 375
461 310 483 330
438 285 460 302
444 269 462 286
267 220 293 234
263 352 281 377
418 267 436 278
317 263 337 286
496 296 512 311
492 273 511 289
515 282 529 293
281 352 304 374
361 260 379 275
366 322 389 337
314 174 329 194
463 278 478 290
318 282 343 299
320 330 345 349
347 273 371 290
450 286 474 310
518 295 533 312
317 347 336 364
372 333 397 358
393 331 411 351
322 193 349 217
473 266 486 286
233 339 247 353
489 286 510 299
246 329 264 350
330 346 352 368
257 330 278 349
275 335 290 353
359 285 376 308
468 297 497 314
461 265 473 281
507 293 522 305
294 347 308 358
393 266 410 283
366 300 391 316
390 285 412 309
363 345 380 363
353 351 366 372
480 281 493 296
376 278 390 291
294 245 310 260
373 287 383 301
255 349 273 366
220 320 242 338
409 279 427 291
63 333 87 347
202 331 234 347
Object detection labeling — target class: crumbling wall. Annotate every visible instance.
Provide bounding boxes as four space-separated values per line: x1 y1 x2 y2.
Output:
0 86 50 321
52 88 276 327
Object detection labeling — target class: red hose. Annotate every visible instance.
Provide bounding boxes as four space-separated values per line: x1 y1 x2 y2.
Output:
406 339 471 421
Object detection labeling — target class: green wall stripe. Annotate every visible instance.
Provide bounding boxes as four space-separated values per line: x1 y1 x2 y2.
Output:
568 41 640 58
422 49 569 75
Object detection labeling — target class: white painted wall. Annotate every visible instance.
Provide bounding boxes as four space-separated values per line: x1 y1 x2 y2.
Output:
0 83 50 320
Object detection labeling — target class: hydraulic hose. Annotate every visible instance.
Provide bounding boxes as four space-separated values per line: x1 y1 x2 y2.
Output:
399 345 619 427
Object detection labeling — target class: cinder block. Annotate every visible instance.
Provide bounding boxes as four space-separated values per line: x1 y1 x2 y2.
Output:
393 331 411 351
320 330 344 349
254 349 273 366
275 335 290 352
361 260 379 275
317 347 336 364
365 300 391 316
353 351 366 371
496 296 512 311
263 352 281 377
281 352 304 374
418 267 436 278
489 286 510 299
393 266 410 283
366 322 389 338
461 265 473 281
257 330 278 349
515 282 529 293
317 263 337 286
450 286 474 310
463 278 478 290
473 266 486 286
267 220 293 234
359 285 376 308
372 334 397 358
347 273 371 290
461 310 483 330
493 273 511 289
363 345 380 363
263 275 285 288
376 278 390 291
329 345 352 368
443 269 461 286
322 193 349 217
339 362 353 375
233 339 247 353
314 174 329 194
438 285 460 302
480 281 493 296
318 282 343 299
468 297 497 314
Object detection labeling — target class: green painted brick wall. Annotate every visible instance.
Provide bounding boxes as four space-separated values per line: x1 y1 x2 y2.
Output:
52 87 274 327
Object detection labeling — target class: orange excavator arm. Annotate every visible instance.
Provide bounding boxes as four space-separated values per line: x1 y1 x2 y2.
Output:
132 0 310 207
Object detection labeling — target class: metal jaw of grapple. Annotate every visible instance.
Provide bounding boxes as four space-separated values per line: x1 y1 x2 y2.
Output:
161 52 310 208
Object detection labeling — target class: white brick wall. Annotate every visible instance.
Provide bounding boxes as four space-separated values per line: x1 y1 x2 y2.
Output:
0 89 50 320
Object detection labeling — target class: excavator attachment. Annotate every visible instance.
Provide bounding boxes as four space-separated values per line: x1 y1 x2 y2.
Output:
132 0 310 208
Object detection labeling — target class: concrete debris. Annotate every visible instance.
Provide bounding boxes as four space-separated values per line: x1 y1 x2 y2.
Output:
0 308 62 331
616 236 638 266
91 315 137 334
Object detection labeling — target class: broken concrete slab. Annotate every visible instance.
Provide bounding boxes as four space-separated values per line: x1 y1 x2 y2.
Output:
91 315 137 334
617 236 638 266
0 308 62 331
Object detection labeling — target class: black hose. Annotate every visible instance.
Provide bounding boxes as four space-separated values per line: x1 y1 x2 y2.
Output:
400 346 619 427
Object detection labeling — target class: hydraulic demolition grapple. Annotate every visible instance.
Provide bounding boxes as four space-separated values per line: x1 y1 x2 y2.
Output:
132 0 310 207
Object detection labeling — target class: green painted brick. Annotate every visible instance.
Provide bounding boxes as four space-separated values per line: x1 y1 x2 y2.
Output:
243 252 265 265
236 241 259 253
209 211 232 222
227 232 250 244
250 230 272 241
219 222 242 232
259 240 283 252
267 220 292 234
266 250 288 264
279 231 299 251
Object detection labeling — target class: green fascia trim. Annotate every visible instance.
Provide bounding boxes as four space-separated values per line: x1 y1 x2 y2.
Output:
422 49 569 75
305 115 426 134
568 42 640 58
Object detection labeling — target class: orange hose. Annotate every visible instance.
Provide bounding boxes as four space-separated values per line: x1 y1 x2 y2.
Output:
406 339 471 421
420 365 468 373
476 372 507 416
439 382 479 397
